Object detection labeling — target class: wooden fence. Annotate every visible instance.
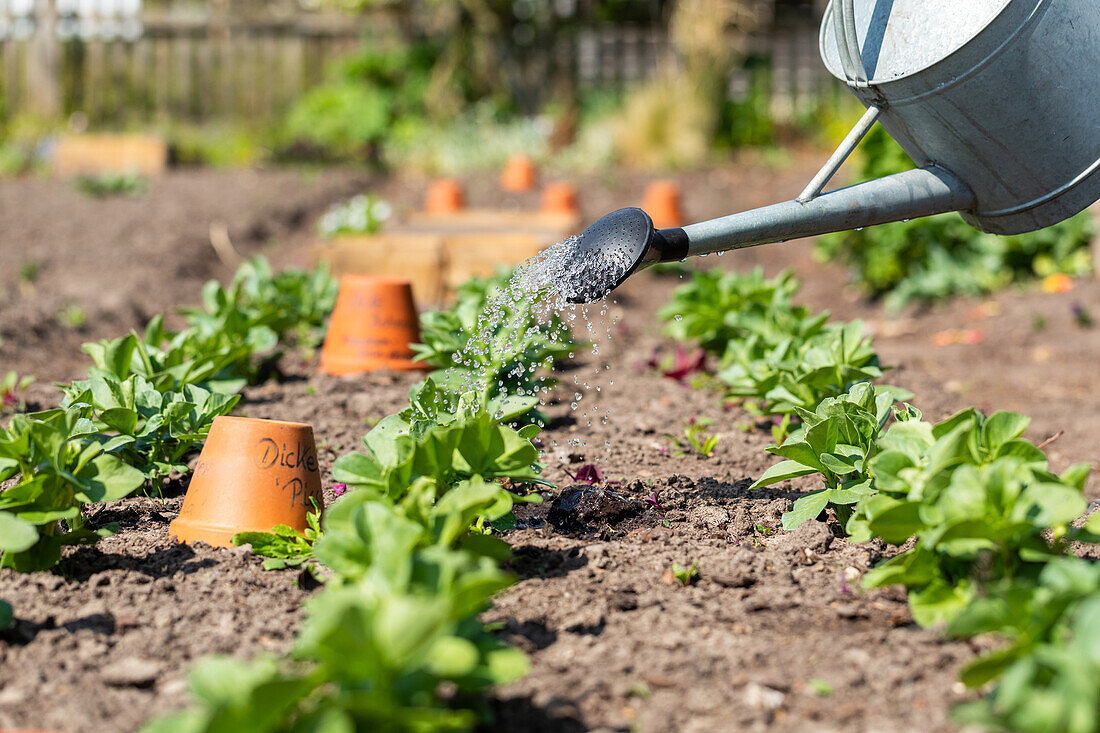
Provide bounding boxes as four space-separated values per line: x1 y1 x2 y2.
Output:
1 13 364 124
0 6 842 127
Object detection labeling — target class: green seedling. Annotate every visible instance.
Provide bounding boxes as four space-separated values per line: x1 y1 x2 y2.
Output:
771 414 792 445
720 319 885 419
950 558 1100 732
317 194 391 238
808 679 833 696
658 267 815 355
751 382 911 532
665 417 720 457
81 257 336 397
57 304 86 329
19 259 40 284
148 500 529 733
411 267 579 424
234 502 323 570
671 560 699 586
74 172 147 197
658 267 888 424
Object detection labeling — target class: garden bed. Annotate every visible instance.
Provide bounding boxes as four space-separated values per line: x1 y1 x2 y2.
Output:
1 158 1098 731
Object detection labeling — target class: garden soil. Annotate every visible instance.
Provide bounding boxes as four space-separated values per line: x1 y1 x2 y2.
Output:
1 156 1098 732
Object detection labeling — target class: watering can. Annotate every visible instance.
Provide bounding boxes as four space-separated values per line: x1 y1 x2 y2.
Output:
566 0 1100 302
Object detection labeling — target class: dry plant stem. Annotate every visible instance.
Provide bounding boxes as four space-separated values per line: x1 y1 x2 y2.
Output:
1037 431 1064 451
208 220 243 270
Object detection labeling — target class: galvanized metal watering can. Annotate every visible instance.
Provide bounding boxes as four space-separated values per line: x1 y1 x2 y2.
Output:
568 0 1100 302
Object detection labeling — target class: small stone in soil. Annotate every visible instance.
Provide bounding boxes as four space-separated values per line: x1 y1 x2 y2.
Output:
102 657 163 688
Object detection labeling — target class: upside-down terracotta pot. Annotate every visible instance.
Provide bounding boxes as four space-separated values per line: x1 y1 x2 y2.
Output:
501 154 538 192
319 275 426 375
169 416 324 548
426 178 465 213
541 182 580 217
642 180 684 229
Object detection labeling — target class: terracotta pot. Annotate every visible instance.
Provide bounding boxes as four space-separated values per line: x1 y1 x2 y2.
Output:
541 182 580 217
500 154 538 192
642 180 684 229
169 416 324 548
319 275 426 375
426 178 465 213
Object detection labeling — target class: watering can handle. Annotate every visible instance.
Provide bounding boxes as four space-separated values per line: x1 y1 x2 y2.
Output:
797 103 881 202
832 0 868 85
794 0 880 202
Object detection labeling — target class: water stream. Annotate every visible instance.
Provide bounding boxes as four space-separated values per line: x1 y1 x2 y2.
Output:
440 232 626 465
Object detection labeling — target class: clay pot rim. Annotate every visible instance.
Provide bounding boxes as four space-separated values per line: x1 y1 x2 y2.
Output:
339 274 416 287
213 415 313 430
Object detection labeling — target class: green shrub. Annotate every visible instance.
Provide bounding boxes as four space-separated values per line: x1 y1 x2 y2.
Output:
281 42 437 161
284 83 393 159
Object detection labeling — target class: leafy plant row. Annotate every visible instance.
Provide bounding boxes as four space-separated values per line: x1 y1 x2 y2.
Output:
147 398 546 732
658 267 883 438
148 272 577 732
751 380 1100 729
658 265 1100 729
0 256 338 573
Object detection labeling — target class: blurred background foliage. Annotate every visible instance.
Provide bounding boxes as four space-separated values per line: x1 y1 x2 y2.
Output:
816 126 1095 311
0 0 848 172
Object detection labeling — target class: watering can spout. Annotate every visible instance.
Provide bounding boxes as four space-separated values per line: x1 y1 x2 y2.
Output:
561 104 975 304
675 164 974 258
564 164 973 304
